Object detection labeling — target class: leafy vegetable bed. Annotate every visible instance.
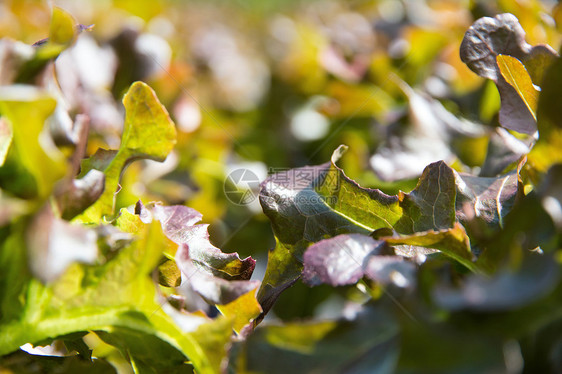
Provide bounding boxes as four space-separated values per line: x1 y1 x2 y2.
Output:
1 2 562 373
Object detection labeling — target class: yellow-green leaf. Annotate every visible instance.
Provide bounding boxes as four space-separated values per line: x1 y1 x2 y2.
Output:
121 81 177 161
49 7 76 45
0 87 65 199
75 82 176 223
35 7 77 60
114 207 144 233
158 259 181 288
217 287 262 334
264 321 336 355
497 54 539 121
382 223 480 274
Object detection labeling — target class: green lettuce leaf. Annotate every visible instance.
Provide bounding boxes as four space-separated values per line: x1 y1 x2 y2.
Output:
75 81 177 223
257 145 462 321
0 86 65 199
0 207 233 374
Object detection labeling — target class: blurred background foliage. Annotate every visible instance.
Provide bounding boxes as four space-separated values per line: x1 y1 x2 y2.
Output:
1 0 562 372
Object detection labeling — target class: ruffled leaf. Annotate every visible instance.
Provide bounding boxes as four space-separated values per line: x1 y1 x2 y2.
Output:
75 82 177 223
258 146 461 320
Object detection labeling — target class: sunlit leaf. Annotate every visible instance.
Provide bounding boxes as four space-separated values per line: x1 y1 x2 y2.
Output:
17 8 78 82
158 259 182 288
49 7 76 46
382 223 478 273
217 287 262 334
497 54 539 121
75 81 177 223
460 13 557 134
303 234 386 287
0 206 234 374
0 86 65 199
258 146 463 321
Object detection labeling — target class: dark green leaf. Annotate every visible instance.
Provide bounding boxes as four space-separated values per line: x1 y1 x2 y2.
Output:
258 146 461 320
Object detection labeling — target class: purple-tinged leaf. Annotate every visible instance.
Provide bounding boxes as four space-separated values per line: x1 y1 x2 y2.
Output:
55 169 105 220
261 147 457 244
174 224 256 281
397 160 457 233
176 243 259 305
152 204 203 241
460 14 530 81
303 234 386 287
150 204 258 305
153 205 255 280
460 13 558 134
258 146 461 322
